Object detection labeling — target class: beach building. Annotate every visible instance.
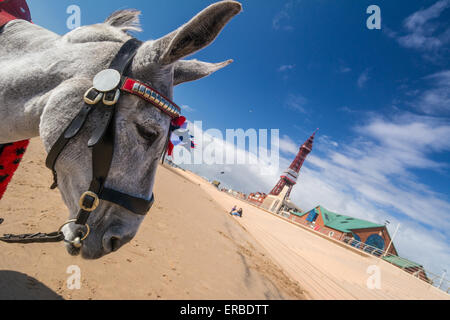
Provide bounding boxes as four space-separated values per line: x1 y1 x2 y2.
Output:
247 192 267 205
289 205 431 282
227 189 247 200
289 205 397 253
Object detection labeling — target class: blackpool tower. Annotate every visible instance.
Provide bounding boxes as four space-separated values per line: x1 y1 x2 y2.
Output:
269 131 317 199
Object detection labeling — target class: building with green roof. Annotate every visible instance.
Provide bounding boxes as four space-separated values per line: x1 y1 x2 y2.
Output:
286 205 432 282
289 205 399 256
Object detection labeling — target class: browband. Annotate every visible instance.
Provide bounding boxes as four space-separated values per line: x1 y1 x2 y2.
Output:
121 78 181 118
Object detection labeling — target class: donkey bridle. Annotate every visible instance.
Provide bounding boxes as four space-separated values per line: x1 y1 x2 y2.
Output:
0 38 181 245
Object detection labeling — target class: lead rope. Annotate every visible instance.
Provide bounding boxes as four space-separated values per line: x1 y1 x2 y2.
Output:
161 129 171 165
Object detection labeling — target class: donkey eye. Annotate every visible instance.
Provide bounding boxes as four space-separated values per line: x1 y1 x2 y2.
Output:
135 123 159 146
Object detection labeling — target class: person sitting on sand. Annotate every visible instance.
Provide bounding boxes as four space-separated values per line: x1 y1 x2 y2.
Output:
230 205 237 215
231 211 240 217
230 207 241 217
230 208 243 218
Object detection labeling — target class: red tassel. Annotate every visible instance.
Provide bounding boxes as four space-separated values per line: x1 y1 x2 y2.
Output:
171 116 186 128
167 141 174 156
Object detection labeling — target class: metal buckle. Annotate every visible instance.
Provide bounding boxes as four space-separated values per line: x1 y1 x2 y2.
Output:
103 89 121 106
79 191 100 212
84 87 103 105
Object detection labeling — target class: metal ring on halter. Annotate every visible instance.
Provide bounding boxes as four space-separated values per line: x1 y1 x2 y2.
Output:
58 219 91 242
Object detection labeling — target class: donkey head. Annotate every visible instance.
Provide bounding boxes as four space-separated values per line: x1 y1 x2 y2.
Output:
41 1 241 259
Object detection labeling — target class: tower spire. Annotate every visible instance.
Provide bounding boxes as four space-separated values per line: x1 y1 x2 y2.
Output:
269 131 316 198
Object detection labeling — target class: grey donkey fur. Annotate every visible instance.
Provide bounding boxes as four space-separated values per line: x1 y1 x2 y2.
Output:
0 1 242 259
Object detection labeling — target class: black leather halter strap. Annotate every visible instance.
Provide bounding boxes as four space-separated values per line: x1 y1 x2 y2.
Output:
45 38 154 226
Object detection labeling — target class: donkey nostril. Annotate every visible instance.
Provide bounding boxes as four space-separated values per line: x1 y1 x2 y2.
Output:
110 237 122 252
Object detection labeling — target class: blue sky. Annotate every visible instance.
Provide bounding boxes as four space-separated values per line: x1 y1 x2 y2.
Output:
27 1 450 278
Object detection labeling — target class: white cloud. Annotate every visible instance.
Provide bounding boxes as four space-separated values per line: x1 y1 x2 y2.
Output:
339 66 352 73
339 106 357 114
181 105 196 112
413 70 450 115
357 69 370 88
272 1 299 31
336 59 352 74
285 94 308 113
278 64 296 72
404 0 450 31
277 135 299 155
362 116 450 155
318 135 339 148
391 0 450 56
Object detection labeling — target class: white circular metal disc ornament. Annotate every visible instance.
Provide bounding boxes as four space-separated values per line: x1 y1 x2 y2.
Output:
93 69 121 92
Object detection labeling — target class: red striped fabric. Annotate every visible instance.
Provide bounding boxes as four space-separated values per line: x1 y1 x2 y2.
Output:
0 0 31 27
0 0 32 199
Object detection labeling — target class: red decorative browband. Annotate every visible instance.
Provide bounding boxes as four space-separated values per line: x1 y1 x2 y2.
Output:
121 78 181 118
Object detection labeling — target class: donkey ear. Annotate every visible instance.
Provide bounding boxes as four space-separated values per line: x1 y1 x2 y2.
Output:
157 1 242 66
174 59 233 86
105 9 142 33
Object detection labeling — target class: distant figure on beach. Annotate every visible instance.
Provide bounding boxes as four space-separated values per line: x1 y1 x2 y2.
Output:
229 207 243 218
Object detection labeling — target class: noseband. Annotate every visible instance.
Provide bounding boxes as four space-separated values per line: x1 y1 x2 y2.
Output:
0 38 182 246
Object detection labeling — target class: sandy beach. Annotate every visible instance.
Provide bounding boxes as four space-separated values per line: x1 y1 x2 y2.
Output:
0 139 305 300
0 138 448 300
175 169 449 300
